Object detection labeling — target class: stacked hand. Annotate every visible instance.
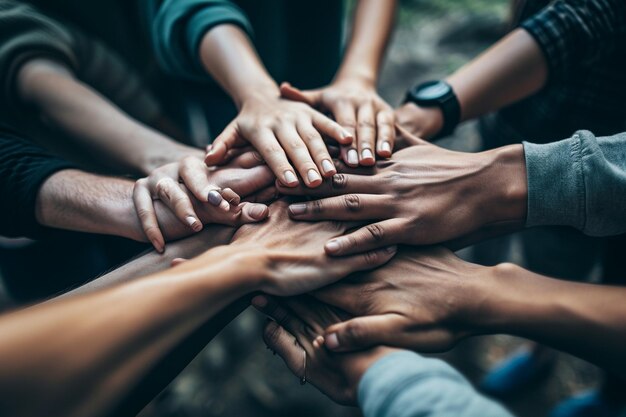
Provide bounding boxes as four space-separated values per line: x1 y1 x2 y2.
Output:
278 133 527 256
134 150 276 252
280 79 396 166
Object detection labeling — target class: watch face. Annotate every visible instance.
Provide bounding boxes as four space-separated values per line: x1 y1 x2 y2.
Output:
415 81 451 100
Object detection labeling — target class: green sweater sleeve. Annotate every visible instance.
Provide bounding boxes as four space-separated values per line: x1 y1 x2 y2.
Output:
146 0 253 81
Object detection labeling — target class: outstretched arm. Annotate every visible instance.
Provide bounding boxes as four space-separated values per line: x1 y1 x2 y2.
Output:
315 247 626 378
17 59 200 176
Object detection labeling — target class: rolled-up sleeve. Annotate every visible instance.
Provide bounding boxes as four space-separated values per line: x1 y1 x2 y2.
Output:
0 128 75 238
524 130 626 236
148 0 253 81
358 351 512 417
521 0 626 76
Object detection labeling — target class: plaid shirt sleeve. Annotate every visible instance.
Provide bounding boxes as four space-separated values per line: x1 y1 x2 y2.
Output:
521 0 626 76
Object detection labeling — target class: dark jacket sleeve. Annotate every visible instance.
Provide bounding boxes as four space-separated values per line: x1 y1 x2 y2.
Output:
0 127 75 238
0 0 78 115
521 0 626 76
524 130 626 236
144 0 253 81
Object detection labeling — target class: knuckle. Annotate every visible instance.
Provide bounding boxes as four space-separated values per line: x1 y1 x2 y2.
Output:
136 209 154 222
363 250 380 265
342 194 361 212
310 199 323 214
263 323 282 346
343 321 363 342
357 120 375 129
365 224 385 242
331 174 348 190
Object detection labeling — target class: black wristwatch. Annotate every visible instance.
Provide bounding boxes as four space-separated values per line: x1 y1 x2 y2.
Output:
404 80 460 139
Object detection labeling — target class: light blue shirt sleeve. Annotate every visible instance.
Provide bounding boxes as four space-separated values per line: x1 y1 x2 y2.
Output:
524 130 626 236
358 351 513 417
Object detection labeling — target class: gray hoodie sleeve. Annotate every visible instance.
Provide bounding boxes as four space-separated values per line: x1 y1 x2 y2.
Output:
358 351 513 417
524 130 626 236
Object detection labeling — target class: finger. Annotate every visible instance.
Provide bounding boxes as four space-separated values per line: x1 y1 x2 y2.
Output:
297 118 336 178
356 104 376 166
310 109 353 147
262 320 306 380
324 219 405 256
329 101 358 166
277 173 382 198
179 156 231 210
155 178 203 232
286 194 392 221
133 179 165 253
280 82 323 108
329 246 398 280
205 122 246 166
323 314 403 352
237 202 269 223
252 295 301 335
376 109 395 158
274 124 322 188
252 128 299 187
230 151 265 169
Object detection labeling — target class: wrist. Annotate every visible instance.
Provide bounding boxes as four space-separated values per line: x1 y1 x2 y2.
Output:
233 81 280 109
477 144 527 226
333 68 377 89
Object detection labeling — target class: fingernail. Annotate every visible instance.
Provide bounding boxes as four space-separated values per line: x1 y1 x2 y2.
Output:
347 149 358 165
307 169 321 184
342 129 353 140
325 239 341 253
362 148 373 160
186 216 202 232
252 295 268 307
249 204 267 219
219 199 230 211
283 170 298 185
153 240 164 254
322 159 335 174
208 190 222 206
289 203 307 215
381 141 392 153
325 333 340 349
387 245 398 254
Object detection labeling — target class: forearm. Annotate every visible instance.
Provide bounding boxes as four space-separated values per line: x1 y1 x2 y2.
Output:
476 264 626 377
199 25 278 108
0 247 260 417
35 169 227 242
446 29 548 122
18 59 200 175
335 0 397 85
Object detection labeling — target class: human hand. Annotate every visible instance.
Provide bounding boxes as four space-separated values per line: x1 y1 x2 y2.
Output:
280 80 395 166
314 247 493 353
205 92 353 188
278 137 527 255
133 151 274 252
229 200 397 296
252 294 397 405
394 102 444 140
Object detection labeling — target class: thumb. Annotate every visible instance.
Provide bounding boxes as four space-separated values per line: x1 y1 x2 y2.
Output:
323 314 400 352
280 82 323 108
238 202 269 222
205 123 245 166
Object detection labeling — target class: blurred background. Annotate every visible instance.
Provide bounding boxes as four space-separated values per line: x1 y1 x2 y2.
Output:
0 0 602 416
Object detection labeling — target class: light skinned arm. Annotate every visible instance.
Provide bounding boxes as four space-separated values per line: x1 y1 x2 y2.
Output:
314 247 626 378
396 29 548 139
17 59 201 176
200 24 353 187
35 169 269 245
280 0 398 164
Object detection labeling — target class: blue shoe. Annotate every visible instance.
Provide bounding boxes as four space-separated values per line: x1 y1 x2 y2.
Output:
479 346 555 398
549 390 623 417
